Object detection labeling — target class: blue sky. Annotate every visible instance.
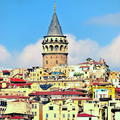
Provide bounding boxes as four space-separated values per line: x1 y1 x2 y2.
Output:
0 0 120 69
0 0 120 51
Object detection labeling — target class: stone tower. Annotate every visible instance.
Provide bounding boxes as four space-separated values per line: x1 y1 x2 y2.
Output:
42 6 68 69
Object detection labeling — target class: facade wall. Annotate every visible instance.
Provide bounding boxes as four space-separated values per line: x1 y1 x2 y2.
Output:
5 101 31 114
31 102 40 120
43 54 67 69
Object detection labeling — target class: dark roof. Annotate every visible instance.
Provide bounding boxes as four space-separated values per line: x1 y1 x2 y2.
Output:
47 10 63 36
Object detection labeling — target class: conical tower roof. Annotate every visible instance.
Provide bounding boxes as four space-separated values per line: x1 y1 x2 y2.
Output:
47 8 63 36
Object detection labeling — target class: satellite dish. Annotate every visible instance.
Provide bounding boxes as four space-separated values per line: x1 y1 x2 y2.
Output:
2 83 7 88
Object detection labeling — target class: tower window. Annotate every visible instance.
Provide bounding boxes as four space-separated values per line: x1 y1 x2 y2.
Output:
64 39 67 43
46 60 48 64
55 45 59 51
50 45 53 51
45 46 48 51
60 38 63 43
46 38 48 42
51 38 53 42
60 45 63 51
56 60 58 64
55 38 58 42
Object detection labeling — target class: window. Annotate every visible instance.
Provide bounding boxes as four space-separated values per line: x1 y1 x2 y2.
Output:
54 113 56 118
35 112 37 116
68 114 70 118
56 60 58 64
63 101 66 105
73 114 75 118
55 38 58 42
51 38 53 42
34 104 37 109
50 45 53 51
64 83 66 86
63 114 65 118
32 112 34 115
62 107 67 110
72 107 75 110
46 113 48 118
49 106 53 110
0 101 7 107
32 104 34 108
55 45 59 51
40 71 42 74
46 60 48 64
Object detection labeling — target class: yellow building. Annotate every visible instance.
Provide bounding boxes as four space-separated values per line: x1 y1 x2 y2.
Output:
91 83 115 100
31 101 42 120
0 82 42 96
108 71 120 87
83 101 103 120
10 68 26 78
5 100 32 115
43 100 79 120
28 67 48 81
60 100 79 120
0 99 7 114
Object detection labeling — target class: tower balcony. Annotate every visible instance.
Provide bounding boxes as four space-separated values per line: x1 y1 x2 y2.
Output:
42 51 68 55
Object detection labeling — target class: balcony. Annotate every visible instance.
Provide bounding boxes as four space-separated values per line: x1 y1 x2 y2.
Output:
42 51 68 55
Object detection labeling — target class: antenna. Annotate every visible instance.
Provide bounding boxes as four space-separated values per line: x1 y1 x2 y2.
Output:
54 0 56 12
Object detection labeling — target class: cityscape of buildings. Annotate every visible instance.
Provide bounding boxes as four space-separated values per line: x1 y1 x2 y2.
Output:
0 2 120 120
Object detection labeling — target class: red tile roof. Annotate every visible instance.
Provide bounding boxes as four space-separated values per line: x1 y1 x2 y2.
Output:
116 88 120 92
0 95 29 99
69 88 87 91
80 61 101 65
2 70 10 73
52 98 92 101
80 66 90 68
29 91 85 96
10 83 32 87
0 81 10 83
92 82 112 86
10 78 26 82
18 73 23 76
9 116 25 119
73 98 92 100
77 113 96 117
0 115 10 118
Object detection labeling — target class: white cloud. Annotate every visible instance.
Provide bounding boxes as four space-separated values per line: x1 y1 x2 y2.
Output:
99 35 120 68
0 45 11 63
86 13 120 26
67 34 100 64
17 39 43 68
0 34 120 70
